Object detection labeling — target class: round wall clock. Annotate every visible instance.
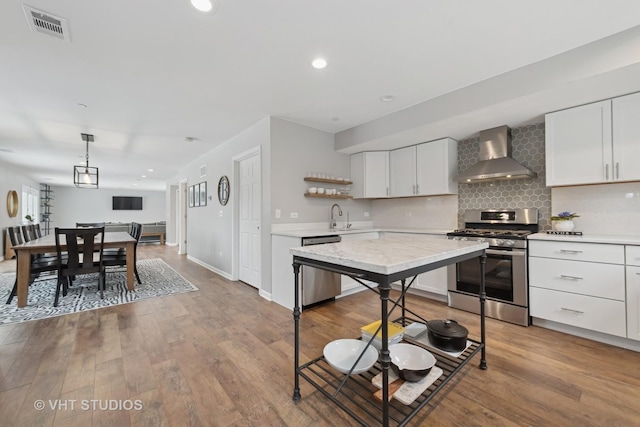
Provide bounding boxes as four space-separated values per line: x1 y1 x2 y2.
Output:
6 190 18 218
218 175 230 206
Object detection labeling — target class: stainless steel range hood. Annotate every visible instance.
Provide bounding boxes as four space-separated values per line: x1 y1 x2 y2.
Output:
456 125 537 183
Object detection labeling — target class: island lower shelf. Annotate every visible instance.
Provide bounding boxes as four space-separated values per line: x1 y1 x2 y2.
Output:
297 318 483 427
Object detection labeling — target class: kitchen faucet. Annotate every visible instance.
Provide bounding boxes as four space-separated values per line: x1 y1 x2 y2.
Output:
330 203 343 230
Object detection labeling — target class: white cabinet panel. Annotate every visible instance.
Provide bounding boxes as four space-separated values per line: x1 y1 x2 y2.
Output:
613 92 640 182
389 146 416 197
529 257 625 301
415 267 447 295
626 265 640 341
626 245 640 267
528 240 624 264
416 138 458 196
545 100 612 186
530 287 626 337
350 152 389 199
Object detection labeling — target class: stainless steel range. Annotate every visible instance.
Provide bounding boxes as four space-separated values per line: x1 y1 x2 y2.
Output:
447 208 539 326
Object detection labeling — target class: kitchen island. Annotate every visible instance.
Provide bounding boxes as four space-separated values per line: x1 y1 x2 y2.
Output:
289 234 488 426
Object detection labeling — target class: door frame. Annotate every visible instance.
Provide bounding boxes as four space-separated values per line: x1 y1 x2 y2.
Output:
178 178 188 255
231 145 261 282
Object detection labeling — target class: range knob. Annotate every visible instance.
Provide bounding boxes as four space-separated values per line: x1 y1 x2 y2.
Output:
503 240 515 247
477 238 487 244
494 239 504 246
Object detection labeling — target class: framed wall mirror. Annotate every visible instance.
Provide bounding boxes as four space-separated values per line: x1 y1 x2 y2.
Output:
218 176 230 206
6 190 18 218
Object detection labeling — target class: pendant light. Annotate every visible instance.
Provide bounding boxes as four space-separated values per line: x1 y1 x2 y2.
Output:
73 133 99 188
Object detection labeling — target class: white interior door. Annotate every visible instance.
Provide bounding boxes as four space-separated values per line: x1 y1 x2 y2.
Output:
238 153 261 288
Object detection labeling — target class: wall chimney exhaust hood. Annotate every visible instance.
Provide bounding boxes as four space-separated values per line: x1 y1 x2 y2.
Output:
456 125 537 183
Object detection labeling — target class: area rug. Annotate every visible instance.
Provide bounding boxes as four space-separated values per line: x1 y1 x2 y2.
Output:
0 258 198 325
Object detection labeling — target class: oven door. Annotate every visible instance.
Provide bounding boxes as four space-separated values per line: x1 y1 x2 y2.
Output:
447 248 527 306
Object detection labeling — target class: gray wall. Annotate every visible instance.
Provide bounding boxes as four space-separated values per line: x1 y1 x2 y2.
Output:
0 159 40 258
177 117 271 280
52 186 166 227
270 118 372 225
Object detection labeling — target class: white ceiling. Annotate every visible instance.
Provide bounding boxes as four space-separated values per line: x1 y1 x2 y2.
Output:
1 1 640 190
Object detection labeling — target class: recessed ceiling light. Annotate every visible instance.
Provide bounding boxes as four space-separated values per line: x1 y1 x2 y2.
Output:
332 117 340 122
0 148 15 153
77 103 87 108
312 58 327 69
184 136 198 142
380 95 396 102
191 0 214 13
148 168 154 172
141 175 147 178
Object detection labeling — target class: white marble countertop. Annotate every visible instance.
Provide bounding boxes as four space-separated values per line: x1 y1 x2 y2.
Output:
528 232 640 245
272 227 449 238
289 234 488 276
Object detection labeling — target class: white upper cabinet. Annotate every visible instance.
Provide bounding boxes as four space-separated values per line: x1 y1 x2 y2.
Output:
389 146 417 197
612 92 640 183
388 138 458 197
416 138 458 196
545 100 612 186
350 151 389 198
545 92 640 187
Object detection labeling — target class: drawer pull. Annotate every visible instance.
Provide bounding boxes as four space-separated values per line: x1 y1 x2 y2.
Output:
559 250 583 254
561 307 584 315
560 274 583 281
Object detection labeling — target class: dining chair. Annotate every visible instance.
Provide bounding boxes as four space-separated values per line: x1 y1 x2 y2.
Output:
21 224 37 242
5 226 61 305
103 222 143 284
54 226 106 307
34 223 43 238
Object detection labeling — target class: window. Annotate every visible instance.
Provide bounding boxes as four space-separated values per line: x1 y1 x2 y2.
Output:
22 185 39 222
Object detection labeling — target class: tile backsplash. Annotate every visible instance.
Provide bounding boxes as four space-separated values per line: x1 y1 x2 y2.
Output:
552 182 640 235
457 123 551 229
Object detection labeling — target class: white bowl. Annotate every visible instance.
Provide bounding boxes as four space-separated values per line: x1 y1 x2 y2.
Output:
308 187 317 194
389 343 435 377
323 339 378 375
317 188 325 194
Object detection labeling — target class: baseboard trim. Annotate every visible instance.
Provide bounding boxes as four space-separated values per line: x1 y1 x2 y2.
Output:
186 255 233 281
532 317 640 352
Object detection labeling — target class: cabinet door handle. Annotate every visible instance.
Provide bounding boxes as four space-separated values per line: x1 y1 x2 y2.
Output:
386 187 389 196
561 307 584 315
559 249 583 254
416 184 419 194
560 274 583 280
605 163 609 180
412 184 416 194
616 162 620 180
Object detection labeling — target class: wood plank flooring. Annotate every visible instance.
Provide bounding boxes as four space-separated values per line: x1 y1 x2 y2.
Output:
1 245 639 426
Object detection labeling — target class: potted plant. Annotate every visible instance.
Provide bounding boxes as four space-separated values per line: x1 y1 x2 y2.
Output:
24 214 34 223
550 211 579 231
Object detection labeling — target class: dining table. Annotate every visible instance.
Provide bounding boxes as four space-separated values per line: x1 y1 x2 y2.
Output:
11 231 136 308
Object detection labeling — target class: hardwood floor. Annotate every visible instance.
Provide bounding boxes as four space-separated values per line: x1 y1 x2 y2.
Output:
1 244 639 426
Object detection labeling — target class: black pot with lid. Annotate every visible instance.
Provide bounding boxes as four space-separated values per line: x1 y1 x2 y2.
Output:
426 319 468 352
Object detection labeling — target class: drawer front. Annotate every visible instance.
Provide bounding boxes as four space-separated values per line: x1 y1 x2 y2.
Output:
626 245 640 267
529 240 624 264
530 287 626 337
529 258 625 301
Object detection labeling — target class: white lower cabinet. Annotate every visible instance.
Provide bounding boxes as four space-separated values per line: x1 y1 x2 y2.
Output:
530 287 626 337
626 245 640 341
529 240 627 339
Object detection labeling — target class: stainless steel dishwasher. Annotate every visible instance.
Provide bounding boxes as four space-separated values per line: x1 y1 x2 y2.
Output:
302 235 342 307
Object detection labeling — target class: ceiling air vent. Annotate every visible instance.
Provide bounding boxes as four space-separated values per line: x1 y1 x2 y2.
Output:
23 5 70 42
